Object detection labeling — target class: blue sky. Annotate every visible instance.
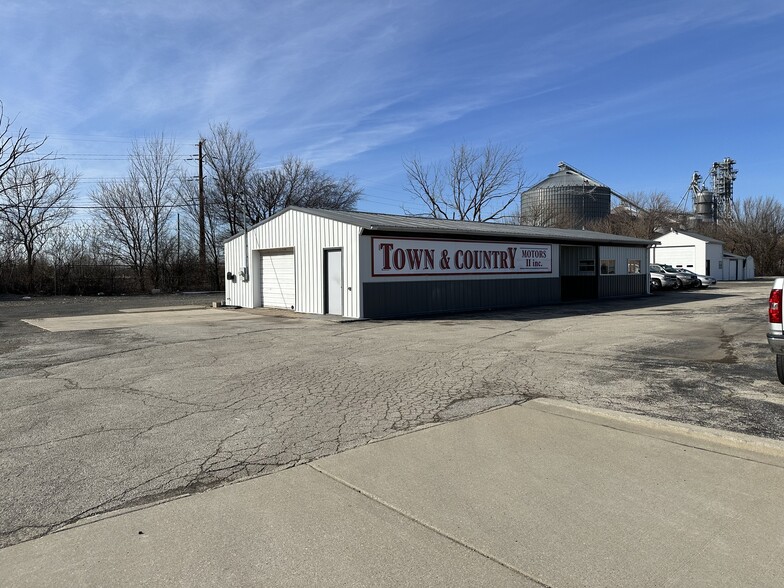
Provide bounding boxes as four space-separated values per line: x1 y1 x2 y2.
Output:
2 0 783 215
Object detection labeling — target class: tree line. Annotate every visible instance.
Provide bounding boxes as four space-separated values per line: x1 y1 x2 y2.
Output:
1 100 781 296
0 110 361 295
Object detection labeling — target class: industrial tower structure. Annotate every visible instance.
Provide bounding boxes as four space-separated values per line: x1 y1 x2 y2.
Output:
689 157 737 224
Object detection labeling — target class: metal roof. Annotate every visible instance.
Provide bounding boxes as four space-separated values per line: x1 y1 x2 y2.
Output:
274 206 656 246
525 162 608 192
658 229 724 245
523 162 649 213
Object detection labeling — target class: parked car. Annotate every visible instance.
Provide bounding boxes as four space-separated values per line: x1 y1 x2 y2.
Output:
650 268 677 290
650 264 700 289
661 265 702 288
766 278 784 384
676 268 717 288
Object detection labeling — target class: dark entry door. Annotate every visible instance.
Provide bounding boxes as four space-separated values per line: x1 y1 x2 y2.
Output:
560 245 598 301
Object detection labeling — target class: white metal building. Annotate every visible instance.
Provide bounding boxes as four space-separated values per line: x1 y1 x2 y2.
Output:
224 207 655 319
721 253 755 281
650 230 754 281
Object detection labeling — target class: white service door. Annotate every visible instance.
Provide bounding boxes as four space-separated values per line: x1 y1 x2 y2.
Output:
325 249 343 315
729 259 738 280
259 251 295 309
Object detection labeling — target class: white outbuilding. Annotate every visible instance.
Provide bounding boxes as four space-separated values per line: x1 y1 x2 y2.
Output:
649 229 754 281
224 207 656 319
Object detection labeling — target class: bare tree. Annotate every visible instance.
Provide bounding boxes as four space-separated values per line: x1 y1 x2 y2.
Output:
91 179 149 290
202 122 257 235
404 142 526 222
178 171 226 290
91 137 180 290
128 136 180 288
513 198 581 228
245 156 361 223
246 166 287 221
586 192 683 239
0 212 18 290
0 163 77 291
0 102 52 211
716 196 784 275
46 222 99 294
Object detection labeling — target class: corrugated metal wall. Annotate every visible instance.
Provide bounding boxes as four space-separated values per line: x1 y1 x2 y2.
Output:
559 245 597 300
224 210 362 318
597 245 649 297
559 245 595 276
598 246 649 276
224 236 253 308
598 274 648 297
520 185 611 228
363 278 561 319
224 213 652 318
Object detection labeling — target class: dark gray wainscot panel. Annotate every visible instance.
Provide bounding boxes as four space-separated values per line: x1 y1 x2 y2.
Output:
362 277 561 319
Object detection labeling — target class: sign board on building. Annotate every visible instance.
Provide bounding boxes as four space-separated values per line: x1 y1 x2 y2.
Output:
371 237 552 277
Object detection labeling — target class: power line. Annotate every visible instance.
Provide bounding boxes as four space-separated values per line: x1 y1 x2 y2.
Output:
54 156 189 161
4 200 203 211
29 132 194 146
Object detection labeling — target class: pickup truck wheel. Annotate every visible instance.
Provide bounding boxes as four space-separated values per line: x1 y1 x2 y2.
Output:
777 355 784 385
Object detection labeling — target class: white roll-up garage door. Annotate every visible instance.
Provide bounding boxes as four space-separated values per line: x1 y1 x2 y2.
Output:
655 245 696 269
259 250 295 309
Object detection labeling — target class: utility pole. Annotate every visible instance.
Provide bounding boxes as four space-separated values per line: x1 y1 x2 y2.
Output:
198 139 206 287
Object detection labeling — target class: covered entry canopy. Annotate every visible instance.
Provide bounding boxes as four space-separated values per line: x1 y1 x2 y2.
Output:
224 207 656 318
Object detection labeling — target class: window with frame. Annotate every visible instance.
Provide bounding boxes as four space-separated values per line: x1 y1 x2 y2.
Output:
600 259 616 275
627 259 641 274
578 259 595 273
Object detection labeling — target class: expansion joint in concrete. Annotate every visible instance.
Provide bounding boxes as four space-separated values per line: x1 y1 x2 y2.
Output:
307 463 553 588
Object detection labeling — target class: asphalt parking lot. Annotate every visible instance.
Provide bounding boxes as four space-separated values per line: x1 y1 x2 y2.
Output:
1 281 782 549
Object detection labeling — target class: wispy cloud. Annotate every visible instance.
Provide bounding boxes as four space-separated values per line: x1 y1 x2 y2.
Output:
1 0 783 204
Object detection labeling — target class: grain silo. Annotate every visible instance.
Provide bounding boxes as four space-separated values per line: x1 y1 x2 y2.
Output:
691 171 716 223
520 162 611 228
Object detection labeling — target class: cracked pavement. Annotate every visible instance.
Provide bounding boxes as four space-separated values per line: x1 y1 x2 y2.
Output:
1 282 782 549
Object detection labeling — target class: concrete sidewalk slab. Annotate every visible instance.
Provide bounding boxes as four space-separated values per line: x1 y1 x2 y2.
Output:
0 466 529 588
315 400 784 587
118 305 207 313
22 309 258 332
2 400 784 587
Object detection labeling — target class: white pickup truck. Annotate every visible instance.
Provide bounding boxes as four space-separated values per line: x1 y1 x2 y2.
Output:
767 278 784 383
